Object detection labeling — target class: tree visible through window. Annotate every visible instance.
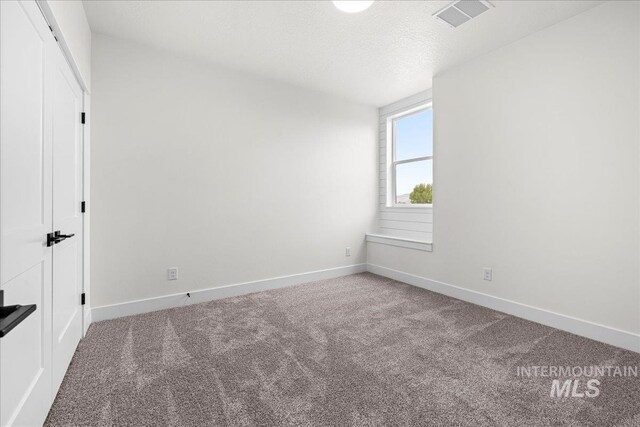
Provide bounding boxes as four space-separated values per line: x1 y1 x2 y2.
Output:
391 107 433 205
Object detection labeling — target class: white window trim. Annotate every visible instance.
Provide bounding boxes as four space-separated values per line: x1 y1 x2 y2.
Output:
366 233 433 252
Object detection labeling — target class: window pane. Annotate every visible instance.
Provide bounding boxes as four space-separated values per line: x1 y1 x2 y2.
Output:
395 159 433 205
394 108 433 161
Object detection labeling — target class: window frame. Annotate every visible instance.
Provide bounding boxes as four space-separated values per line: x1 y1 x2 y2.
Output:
388 102 433 208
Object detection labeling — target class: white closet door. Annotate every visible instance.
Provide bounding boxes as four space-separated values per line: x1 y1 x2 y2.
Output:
0 1 54 426
50 32 84 396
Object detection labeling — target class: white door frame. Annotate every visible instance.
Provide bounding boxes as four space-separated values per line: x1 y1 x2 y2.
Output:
35 1 89 92
82 92 91 335
35 0 91 336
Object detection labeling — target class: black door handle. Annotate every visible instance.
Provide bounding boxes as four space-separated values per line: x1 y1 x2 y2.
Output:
0 290 37 338
46 231 75 247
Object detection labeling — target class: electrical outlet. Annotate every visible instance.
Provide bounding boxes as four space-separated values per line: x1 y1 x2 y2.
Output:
167 268 178 281
345 247 351 257
483 267 492 281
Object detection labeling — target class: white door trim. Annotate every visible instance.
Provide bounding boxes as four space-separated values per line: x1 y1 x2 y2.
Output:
35 1 89 93
82 93 91 336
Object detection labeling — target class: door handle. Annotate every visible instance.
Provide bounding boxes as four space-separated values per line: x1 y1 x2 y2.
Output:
0 291 37 338
46 231 75 247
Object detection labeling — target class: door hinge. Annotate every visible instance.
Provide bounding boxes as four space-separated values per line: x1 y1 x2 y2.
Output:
81 201 86 213
48 25 58 42
81 112 86 124
81 293 86 305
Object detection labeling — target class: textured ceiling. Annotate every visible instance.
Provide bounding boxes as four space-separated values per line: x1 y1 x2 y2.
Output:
83 1 602 106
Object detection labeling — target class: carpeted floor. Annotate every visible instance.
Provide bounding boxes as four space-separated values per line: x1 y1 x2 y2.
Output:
45 273 640 426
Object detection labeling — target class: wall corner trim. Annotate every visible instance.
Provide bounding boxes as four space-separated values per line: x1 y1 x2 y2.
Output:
83 307 91 336
91 264 367 322
366 263 640 353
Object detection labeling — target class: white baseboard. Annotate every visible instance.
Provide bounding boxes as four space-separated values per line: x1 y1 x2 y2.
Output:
367 264 640 353
91 264 367 322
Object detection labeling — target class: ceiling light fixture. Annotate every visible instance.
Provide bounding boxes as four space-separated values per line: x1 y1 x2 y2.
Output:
333 1 374 14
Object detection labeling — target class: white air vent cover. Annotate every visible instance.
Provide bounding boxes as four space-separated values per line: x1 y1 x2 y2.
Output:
433 0 493 28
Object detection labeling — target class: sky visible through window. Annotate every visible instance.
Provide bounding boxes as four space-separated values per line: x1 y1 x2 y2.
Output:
394 108 433 203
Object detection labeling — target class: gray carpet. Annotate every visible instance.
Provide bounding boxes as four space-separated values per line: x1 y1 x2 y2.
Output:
45 273 640 426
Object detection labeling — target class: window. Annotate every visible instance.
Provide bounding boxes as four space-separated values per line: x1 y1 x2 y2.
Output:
389 105 433 206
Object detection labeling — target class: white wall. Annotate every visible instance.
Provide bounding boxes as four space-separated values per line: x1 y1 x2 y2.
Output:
368 1 640 335
91 35 377 308
44 0 91 90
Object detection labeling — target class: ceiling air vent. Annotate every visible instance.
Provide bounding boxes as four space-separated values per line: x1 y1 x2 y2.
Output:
433 0 493 28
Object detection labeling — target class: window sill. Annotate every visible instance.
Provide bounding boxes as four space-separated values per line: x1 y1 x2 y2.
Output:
381 205 432 212
366 233 433 252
